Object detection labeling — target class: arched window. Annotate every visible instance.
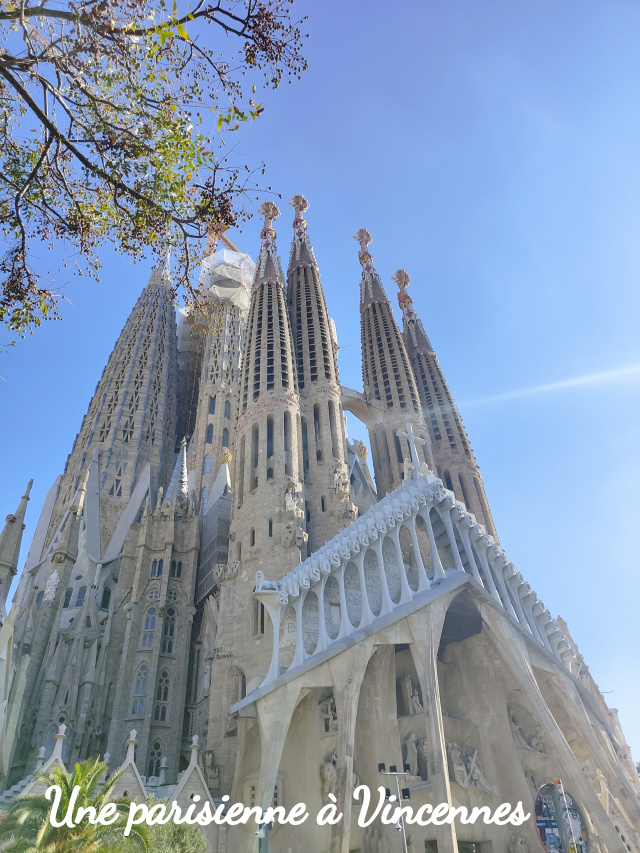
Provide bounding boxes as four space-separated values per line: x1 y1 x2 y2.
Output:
63 588 73 608
224 399 231 420
147 739 163 777
206 423 214 443
443 470 453 492
100 588 111 610
203 454 211 475
176 561 182 578
150 560 158 577
132 663 148 714
156 669 170 702
209 395 216 415
157 559 163 577
161 608 176 654
76 586 87 607
169 560 183 579
222 428 229 448
142 607 156 647
36 591 44 611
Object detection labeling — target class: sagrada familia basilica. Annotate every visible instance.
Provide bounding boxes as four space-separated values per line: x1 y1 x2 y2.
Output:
0 197 638 853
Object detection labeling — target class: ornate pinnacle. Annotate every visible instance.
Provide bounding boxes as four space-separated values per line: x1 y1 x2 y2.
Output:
290 194 309 237
354 228 374 272
392 269 415 319
259 201 280 247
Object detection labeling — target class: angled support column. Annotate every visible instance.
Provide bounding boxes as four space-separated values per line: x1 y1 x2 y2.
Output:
407 597 458 853
328 637 375 853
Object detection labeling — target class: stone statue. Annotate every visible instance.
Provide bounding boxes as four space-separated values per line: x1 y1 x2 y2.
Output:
320 695 338 732
467 748 495 796
403 457 415 479
404 733 418 776
333 462 350 496
509 709 545 755
320 752 337 800
43 570 60 602
510 837 529 853
448 742 469 788
410 688 423 715
354 439 368 460
200 749 220 796
417 737 428 781
401 671 413 716
364 826 381 853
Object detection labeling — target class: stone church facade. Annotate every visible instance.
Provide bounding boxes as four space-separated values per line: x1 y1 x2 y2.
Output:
1 197 638 853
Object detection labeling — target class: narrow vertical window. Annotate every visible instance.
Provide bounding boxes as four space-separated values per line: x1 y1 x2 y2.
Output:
238 435 246 507
161 608 176 654
36 591 44 611
321 496 326 512
394 434 404 466
203 454 211 475
328 401 340 459
268 519 273 537
206 424 213 444
224 399 231 419
222 428 229 448
209 395 216 415
283 411 292 477
76 586 87 607
151 559 158 577
101 588 111 610
142 607 156 647
313 405 322 462
266 416 274 480
251 423 259 489
301 417 310 479
250 528 255 547
63 588 73 608
443 471 453 492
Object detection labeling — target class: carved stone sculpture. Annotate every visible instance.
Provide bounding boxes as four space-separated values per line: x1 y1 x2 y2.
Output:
410 688 423 715
400 670 413 716
333 462 350 496
320 695 338 732
404 733 418 776
320 752 337 800
43 570 60 602
510 837 529 853
448 742 469 788
403 457 415 479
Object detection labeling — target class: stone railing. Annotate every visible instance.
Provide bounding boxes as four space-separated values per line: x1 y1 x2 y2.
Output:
254 472 577 686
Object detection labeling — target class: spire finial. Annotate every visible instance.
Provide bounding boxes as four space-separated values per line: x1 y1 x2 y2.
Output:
290 194 309 236
258 201 280 248
392 269 416 321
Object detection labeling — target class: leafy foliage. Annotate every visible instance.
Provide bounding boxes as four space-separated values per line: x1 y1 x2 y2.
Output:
0 0 308 336
143 796 207 853
0 757 149 851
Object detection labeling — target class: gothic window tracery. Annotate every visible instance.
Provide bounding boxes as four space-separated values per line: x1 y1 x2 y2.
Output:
132 663 148 715
76 586 87 607
148 739 163 777
142 607 156 647
161 608 176 654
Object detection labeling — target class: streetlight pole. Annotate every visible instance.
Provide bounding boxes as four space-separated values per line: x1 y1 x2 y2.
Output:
378 762 410 853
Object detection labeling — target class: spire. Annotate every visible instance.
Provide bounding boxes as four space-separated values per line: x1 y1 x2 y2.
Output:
354 228 390 307
165 437 189 508
286 196 355 547
43 267 178 550
392 269 434 358
253 201 285 289
287 194 318 271
0 480 32 612
395 269 498 538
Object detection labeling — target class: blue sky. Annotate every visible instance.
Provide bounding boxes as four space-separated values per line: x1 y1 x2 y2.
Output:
2 1 639 754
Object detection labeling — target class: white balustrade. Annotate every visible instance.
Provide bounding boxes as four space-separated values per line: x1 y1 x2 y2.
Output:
254 471 577 688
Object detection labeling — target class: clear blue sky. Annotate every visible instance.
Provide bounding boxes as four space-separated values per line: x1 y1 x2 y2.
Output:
2 1 639 754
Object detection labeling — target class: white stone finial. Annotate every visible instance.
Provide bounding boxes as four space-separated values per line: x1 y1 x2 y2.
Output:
125 730 138 763
159 756 168 785
35 746 46 771
189 734 201 767
51 724 67 762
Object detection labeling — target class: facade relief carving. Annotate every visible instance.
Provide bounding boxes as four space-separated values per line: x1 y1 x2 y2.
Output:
43 570 60 602
447 741 495 796
319 694 338 733
508 707 546 756
399 670 423 717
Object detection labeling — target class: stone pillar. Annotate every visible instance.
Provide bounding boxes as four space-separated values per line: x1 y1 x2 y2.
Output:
407 598 458 853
